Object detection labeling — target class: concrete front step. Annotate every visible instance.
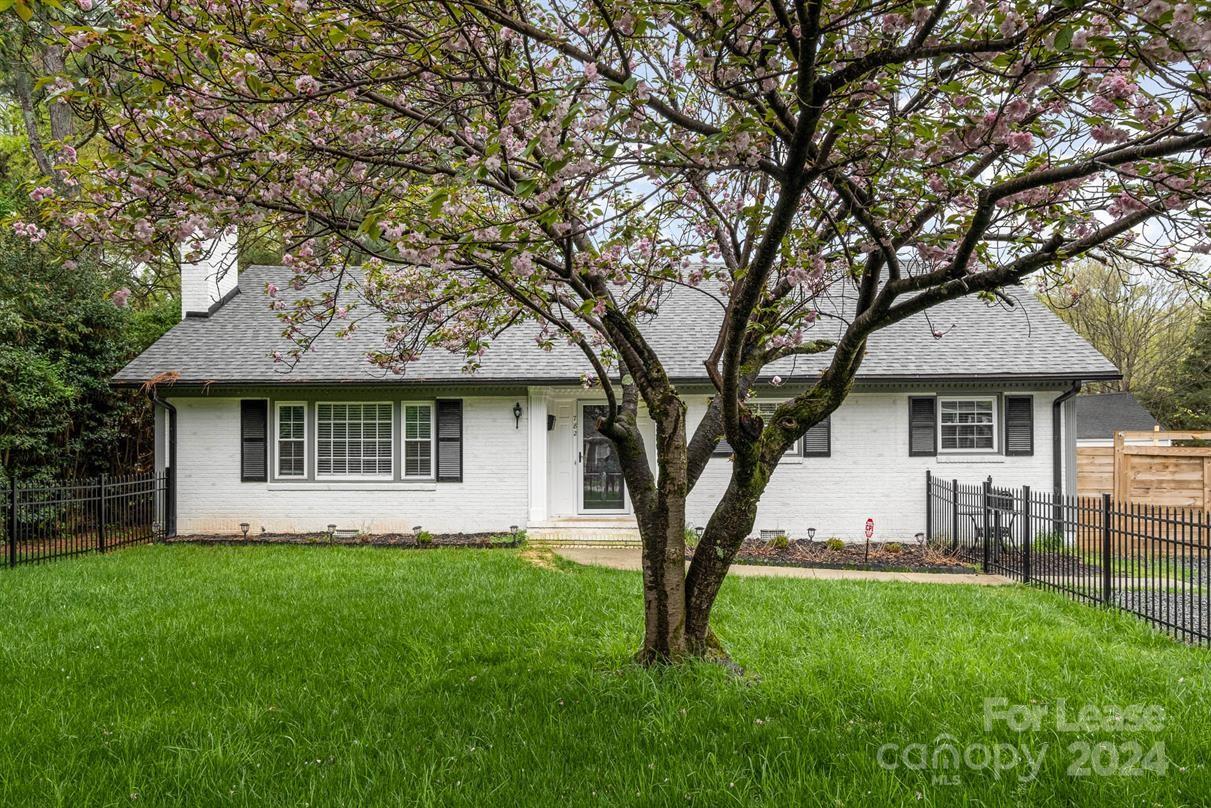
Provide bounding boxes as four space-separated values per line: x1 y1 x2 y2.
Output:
527 518 641 546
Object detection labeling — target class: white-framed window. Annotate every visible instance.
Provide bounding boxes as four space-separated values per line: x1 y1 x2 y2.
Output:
753 402 800 455
316 402 393 477
402 403 435 479
275 402 306 477
938 397 997 452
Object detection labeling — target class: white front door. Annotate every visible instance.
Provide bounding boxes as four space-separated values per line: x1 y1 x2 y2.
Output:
578 403 628 514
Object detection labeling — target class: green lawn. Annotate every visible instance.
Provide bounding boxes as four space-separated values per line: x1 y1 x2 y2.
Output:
0 545 1207 806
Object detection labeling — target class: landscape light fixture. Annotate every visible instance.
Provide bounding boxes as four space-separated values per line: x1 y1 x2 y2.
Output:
807 527 816 541
239 522 249 540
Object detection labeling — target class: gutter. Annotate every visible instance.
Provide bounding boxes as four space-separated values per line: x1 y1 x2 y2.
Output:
149 387 177 537
110 370 1125 390
1052 380 1082 496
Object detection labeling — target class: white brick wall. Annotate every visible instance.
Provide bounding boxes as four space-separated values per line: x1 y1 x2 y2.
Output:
167 389 1065 540
685 391 1062 540
169 395 528 534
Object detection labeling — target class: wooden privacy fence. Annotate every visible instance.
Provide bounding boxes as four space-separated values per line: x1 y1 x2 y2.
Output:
1078 430 1211 514
1115 430 1211 512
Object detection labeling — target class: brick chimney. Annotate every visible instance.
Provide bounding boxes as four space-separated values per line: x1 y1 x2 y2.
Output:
179 229 239 319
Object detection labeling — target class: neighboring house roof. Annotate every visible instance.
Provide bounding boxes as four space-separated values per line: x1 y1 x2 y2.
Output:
1075 392 1161 440
114 265 1121 387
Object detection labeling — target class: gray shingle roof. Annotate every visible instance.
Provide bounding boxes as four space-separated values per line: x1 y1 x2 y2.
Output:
113 265 1120 386
1075 392 1162 439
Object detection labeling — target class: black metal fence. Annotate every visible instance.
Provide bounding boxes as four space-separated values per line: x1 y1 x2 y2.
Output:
926 471 1210 647
0 470 172 567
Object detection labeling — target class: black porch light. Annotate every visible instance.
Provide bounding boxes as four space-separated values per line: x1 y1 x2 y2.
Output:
512 402 523 428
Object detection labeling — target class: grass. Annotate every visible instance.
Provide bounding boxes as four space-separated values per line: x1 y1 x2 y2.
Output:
0 545 1207 806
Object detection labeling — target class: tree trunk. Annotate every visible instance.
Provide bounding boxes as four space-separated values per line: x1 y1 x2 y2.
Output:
40 44 75 144
606 394 691 664
634 486 689 664
683 472 763 653
12 67 56 179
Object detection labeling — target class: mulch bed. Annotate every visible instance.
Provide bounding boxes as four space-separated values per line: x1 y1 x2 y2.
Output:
694 538 978 574
166 532 522 549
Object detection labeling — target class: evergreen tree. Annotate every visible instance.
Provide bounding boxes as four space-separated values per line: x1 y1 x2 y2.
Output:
1169 308 1211 430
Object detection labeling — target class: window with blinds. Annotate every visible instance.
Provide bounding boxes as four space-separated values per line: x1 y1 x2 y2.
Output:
276 403 306 477
403 403 434 478
316 403 393 477
939 397 997 452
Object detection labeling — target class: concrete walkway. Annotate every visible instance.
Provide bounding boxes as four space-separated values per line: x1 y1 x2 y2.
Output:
554 547 1012 586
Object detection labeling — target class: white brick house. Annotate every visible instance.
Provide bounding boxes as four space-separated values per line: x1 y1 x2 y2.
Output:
115 262 1120 541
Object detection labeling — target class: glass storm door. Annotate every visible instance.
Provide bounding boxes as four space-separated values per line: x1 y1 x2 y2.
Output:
580 404 626 512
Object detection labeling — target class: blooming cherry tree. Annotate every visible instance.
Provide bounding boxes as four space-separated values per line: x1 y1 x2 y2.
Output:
17 0 1211 661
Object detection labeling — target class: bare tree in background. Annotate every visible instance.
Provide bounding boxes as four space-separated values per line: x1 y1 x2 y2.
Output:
1044 260 1202 418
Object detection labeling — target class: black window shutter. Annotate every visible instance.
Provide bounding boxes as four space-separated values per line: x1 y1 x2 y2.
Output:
436 399 463 482
1004 396 1034 456
240 400 268 482
801 416 831 457
908 396 937 456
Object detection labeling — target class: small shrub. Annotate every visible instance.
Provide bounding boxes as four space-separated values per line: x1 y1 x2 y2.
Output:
684 527 700 549
825 537 845 551
492 530 526 547
771 533 789 550
1032 531 1065 554
885 542 903 554
415 530 434 546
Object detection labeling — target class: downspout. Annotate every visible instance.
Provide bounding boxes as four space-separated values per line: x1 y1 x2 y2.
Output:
1051 380 1081 533
149 388 177 537
1052 380 1082 496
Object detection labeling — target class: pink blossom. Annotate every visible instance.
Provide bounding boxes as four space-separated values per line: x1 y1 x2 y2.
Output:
1099 73 1137 100
1090 125 1129 144
111 287 131 308
513 252 534 277
12 221 47 243
30 186 55 202
76 0 93 9
1006 131 1034 153
294 75 320 95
